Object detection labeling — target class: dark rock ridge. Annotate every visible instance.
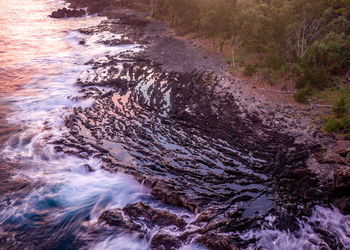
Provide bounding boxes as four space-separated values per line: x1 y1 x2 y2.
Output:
50 8 86 18
99 202 186 230
150 233 181 250
99 202 192 249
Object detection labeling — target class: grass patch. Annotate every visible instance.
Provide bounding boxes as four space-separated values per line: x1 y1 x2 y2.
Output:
314 84 350 106
316 85 350 133
323 117 342 132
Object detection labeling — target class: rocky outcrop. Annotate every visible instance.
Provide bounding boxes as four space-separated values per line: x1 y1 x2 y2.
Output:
335 166 350 189
99 210 143 231
319 150 346 165
150 234 181 250
197 233 238 250
334 140 350 156
54 6 350 249
50 8 86 18
333 166 350 214
123 202 187 229
99 202 187 230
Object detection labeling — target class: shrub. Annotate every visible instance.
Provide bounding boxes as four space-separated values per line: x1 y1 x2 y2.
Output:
243 64 257 76
333 97 348 117
341 117 350 132
323 117 342 132
295 66 329 89
309 32 350 75
293 84 312 103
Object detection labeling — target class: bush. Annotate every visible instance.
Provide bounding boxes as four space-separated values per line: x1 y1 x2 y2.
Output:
295 66 329 89
309 32 350 75
323 117 342 132
341 117 350 132
333 97 348 117
243 64 257 76
293 84 312 103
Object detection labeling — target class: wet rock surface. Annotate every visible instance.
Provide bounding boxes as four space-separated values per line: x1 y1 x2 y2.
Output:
150 233 181 250
123 202 187 229
99 202 190 249
52 2 350 248
197 233 238 250
99 210 143 232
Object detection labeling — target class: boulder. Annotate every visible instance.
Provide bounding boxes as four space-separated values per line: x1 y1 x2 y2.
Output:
99 210 142 231
150 233 181 250
346 152 350 163
334 140 350 155
50 8 86 19
123 202 187 229
334 197 350 215
335 166 350 189
197 233 238 250
320 151 346 164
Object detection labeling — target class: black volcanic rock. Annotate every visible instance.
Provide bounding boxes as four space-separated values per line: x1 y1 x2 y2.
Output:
50 8 86 18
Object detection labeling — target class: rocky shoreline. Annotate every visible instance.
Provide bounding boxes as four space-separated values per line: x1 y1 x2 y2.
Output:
51 1 350 249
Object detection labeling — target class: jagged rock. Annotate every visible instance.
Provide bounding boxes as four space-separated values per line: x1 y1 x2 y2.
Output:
150 183 198 212
334 140 350 156
335 166 350 189
99 210 142 231
279 168 321 201
346 152 350 163
195 210 217 223
333 166 350 214
320 150 346 164
83 164 94 172
50 8 86 18
334 196 350 215
150 233 181 250
274 213 300 232
197 233 238 250
123 202 186 229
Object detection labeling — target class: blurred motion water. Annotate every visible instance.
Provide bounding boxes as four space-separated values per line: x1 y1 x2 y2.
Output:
0 0 155 248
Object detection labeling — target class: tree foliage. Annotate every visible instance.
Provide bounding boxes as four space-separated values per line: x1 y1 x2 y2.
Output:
147 0 350 90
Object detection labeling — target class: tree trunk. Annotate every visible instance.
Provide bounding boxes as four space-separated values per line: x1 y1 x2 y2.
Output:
150 0 154 17
230 36 236 68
